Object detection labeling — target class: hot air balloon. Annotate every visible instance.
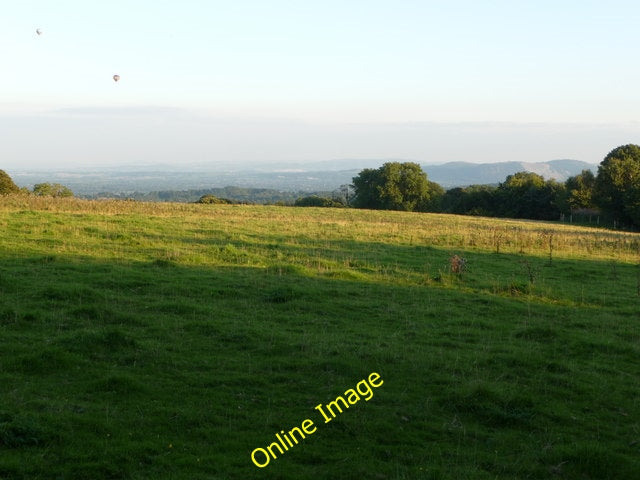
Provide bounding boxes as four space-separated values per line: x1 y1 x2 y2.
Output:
113 74 120 82
36 28 42 35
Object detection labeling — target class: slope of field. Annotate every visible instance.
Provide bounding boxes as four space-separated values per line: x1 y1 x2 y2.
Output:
1 196 639 480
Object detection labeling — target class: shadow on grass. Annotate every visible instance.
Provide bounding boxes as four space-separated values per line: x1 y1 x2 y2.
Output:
0 249 638 479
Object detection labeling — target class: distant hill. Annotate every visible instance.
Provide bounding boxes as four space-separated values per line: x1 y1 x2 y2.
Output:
421 159 596 188
10 159 597 197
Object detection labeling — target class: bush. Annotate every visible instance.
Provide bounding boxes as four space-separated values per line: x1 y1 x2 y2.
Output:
32 183 73 197
294 196 344 207
449 255 467 275
0 170 19 195
196 194 233 204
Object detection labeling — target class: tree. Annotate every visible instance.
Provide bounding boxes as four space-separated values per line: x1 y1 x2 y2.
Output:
352 162 438 212
594 144 640 228
32 183 74 197
332 184 355 206
351 168 382 209
495 172 565 220
441 185 498 216
0 169 19 195
424 181 445 212
565 169 596 210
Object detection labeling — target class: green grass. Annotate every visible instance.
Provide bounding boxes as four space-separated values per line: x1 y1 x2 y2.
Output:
0 195 639 479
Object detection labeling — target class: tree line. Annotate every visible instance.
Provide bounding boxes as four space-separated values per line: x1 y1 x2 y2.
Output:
296 144 640 230
3 143 638 229
0 171 73 198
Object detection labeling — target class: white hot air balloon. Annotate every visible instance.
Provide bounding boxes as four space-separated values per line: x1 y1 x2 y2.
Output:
36 28 42 36
113 74 120 82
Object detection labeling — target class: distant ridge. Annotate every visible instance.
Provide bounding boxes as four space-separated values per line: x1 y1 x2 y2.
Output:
421 159 595 188
11 159 597 196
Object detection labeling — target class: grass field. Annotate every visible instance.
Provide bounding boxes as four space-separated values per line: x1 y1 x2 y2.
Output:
1 195 639 479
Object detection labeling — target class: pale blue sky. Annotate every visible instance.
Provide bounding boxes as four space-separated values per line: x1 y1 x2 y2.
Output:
1 0 639 169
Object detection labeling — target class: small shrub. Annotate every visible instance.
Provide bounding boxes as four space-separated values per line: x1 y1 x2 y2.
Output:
520 259 540 284
449 254 467 275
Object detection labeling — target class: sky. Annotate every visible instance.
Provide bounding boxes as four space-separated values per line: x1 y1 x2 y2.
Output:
1 0 640 170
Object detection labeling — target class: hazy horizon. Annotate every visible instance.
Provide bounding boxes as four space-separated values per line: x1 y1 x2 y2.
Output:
0 112 631 172
3 150 599 175
2 1 639 170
